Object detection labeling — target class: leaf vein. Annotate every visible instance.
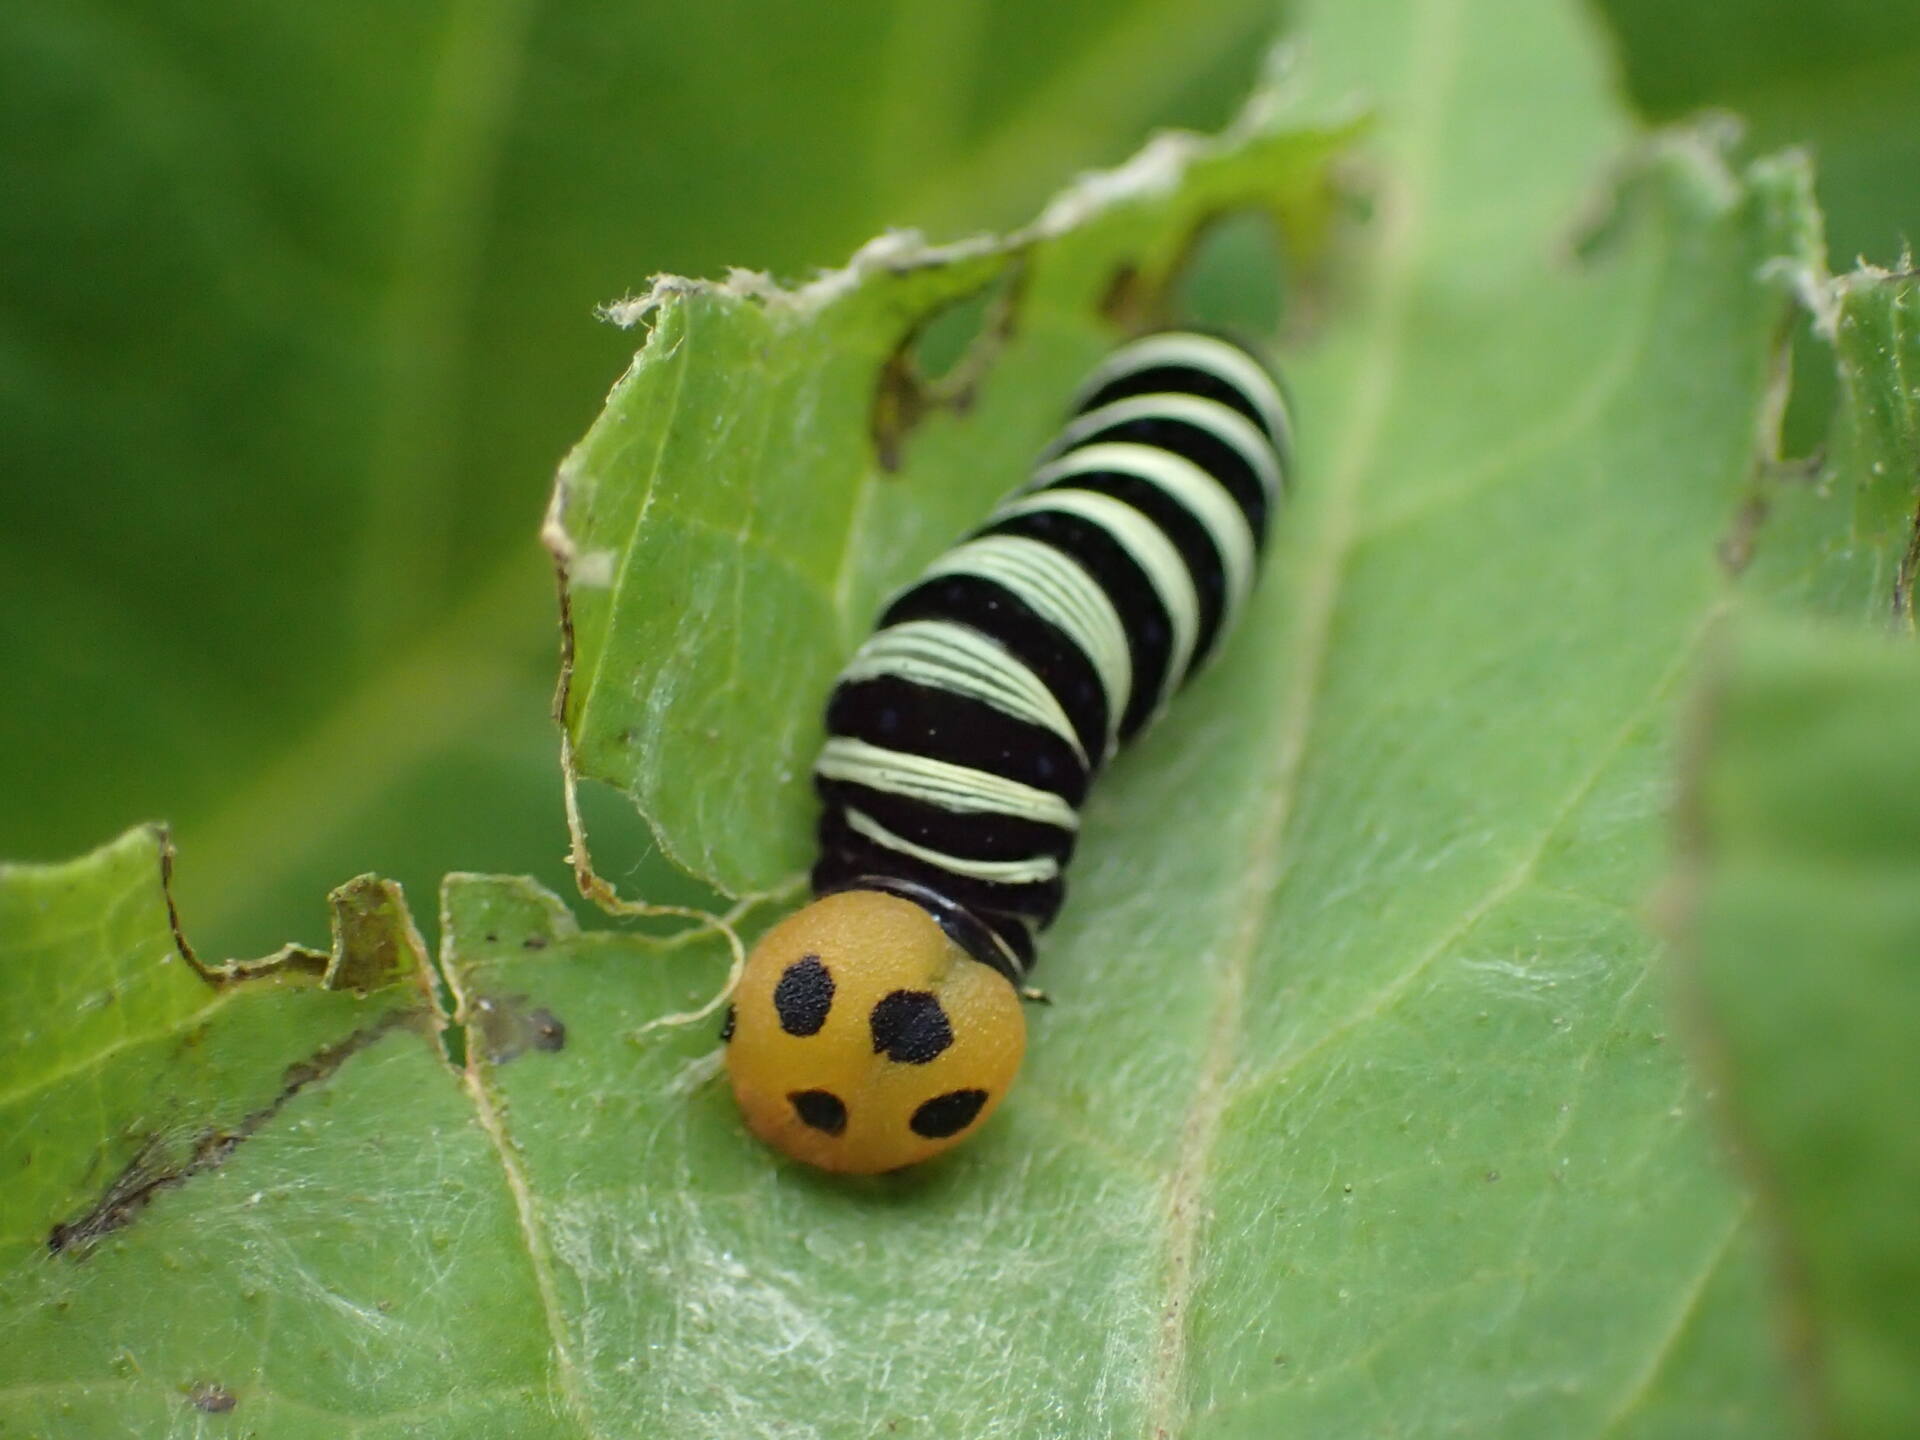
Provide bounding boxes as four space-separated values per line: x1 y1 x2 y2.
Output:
1353 239 1668 546
1143 0 1465 1432
1235 606 1718 1105
0 989 243 1117
461 1060 600 1438
1593 1202 1750 1437
575 323 696 733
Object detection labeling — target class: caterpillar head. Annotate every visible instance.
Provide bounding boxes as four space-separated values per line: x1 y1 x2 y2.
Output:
723 890 1026 1173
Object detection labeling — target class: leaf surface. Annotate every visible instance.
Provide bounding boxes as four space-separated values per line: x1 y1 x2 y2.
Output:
526 0 1865 1433
1746 267 1920 624
0 832 569 1436
1673 615 1920 1437
550 89 1353 897
4 1 1919 1436
0 0 1263 959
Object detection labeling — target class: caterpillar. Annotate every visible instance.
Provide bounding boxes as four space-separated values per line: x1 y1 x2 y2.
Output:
723 330 1292 1173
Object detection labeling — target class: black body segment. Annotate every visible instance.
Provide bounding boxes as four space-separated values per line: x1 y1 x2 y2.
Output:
812 331 1290 980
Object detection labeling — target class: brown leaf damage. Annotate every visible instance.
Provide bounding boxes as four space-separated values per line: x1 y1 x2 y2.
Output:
158 827 433 996
467 992 568 1064
870 258 1027 472
47 1011 418 1257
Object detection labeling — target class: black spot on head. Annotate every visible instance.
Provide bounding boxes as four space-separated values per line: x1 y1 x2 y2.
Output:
789 1089 847 1136
773 956 834 1036
869 990 953 1064
910 1089 987 1139
719 1003 736 1043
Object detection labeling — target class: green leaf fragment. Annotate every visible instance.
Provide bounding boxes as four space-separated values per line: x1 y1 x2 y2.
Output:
1672 616 1920 1438
549 80 1358 899
1747 263 1920 626
0 830 567 1436
503 4 1862 1435
1833 267 1920 623
0 827 432 1263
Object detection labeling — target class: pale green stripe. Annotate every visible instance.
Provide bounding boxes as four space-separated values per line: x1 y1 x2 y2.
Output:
844 807 1062 885
841 620 1089 767
817 737 1081 830
922 534 1132 750
1032 442 1257 623
1053 391 1281 499
993 488 1200 706
1077 330 1292 456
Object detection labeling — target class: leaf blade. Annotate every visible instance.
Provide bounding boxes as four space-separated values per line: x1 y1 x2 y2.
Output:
1672 615 1920 1438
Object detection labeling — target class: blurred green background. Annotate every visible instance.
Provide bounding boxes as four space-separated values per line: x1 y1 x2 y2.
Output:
2 0 1915 960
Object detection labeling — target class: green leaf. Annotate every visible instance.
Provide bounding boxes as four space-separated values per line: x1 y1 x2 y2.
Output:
0 827 429 1259
0 0 1268 961
1596 0 1920 268
0 832 575 1434
1831 269 1920 619
1744 266 1920 625
1593 0 1920 468
7 1 1920 1436
520 2 1860 1434
1670 615 1920 1436
549 89 1355 898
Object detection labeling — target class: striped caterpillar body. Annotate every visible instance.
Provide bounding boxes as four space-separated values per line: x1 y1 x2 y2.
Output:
725 331 1292 1172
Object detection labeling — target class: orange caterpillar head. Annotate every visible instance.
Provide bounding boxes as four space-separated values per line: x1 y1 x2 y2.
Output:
723 889 1027 1173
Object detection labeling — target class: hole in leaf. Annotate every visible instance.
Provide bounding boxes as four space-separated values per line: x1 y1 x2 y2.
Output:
872 260 1025 471
1098 262 1149 332
570 776 737 934
1780 304 1835 465
1170 209 1289 338
909 280 1002 383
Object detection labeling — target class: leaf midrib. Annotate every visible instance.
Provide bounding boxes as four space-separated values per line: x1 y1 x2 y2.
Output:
1143 0 1464 1429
